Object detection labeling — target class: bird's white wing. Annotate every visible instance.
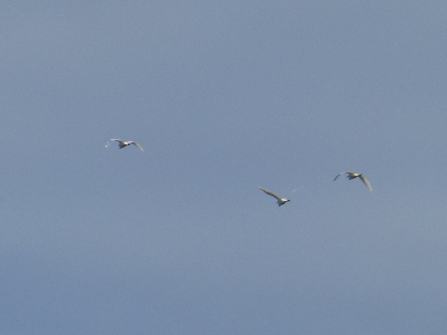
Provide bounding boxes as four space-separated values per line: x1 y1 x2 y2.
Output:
334 172 348 181
130 141 144 151
359 175 372 191
258 187 282 201
106 139 121 147
110 139 125 145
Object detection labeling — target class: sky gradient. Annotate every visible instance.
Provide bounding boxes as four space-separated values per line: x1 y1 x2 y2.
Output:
1 1 447 334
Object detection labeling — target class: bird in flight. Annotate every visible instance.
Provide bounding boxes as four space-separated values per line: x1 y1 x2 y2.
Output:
333 172 372 191
258 187 291 206
106 139 143 151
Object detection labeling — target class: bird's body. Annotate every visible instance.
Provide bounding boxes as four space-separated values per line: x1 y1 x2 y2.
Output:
107 139 143 151
258 187 290 206
334 171 372 191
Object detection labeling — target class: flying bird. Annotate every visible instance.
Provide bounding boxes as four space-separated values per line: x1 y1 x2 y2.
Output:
334 171 372 191
258 187 291 206
106 139 143 151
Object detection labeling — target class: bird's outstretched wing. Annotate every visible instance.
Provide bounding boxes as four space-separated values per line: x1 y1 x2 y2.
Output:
106 139 122 147
258 187 282 201
106 138 121 148
334 172 348 181
359 175 372 191
130 141 144 151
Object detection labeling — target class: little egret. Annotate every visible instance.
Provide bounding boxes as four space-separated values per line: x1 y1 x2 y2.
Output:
334 172 372 191
258 187 291 206
106 139 143 151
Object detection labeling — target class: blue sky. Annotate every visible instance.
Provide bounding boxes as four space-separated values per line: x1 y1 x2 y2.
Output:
1 1 447 334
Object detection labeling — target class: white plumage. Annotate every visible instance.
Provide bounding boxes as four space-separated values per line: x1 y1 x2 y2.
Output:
334 171 372 191
106 139 143 151
258 187 291 206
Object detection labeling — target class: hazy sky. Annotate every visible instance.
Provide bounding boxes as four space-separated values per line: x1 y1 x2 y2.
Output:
1 1 447 334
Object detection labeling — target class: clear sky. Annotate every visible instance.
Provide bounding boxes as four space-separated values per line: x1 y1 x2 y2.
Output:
1 1 447 334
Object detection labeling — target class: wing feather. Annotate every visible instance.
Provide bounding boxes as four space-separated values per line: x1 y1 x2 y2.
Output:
107 139 125 148
359 175 372 191
334 172 348 181
130 141 144 151
258 187 282 201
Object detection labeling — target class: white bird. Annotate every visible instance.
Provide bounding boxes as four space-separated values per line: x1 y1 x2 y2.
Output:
106 139 143 151
258 187 291 206
334 171 372 191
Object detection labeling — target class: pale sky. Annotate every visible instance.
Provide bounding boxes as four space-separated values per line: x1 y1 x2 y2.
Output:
1 1 447 334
